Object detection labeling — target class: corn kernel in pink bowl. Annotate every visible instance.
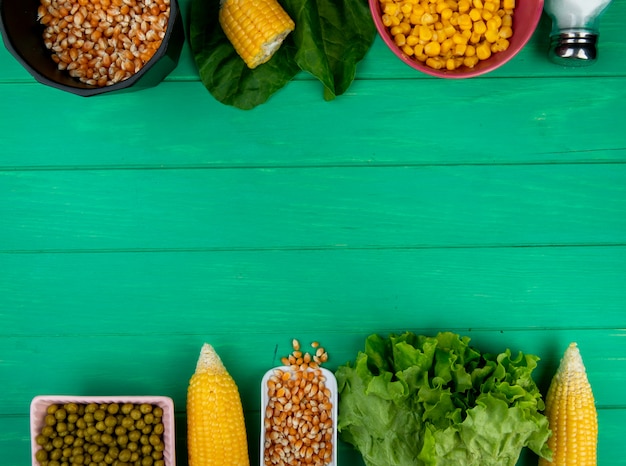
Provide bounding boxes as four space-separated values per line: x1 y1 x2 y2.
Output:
30 395 176 466
369 0 544 78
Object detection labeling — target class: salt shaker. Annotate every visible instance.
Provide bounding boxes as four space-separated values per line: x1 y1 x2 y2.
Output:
544 0 613 65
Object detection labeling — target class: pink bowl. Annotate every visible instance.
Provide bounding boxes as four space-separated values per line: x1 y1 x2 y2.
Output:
369 0 544 78
30 395 176 466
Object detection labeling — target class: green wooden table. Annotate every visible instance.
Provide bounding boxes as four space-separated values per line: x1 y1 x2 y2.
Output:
1 0 625 464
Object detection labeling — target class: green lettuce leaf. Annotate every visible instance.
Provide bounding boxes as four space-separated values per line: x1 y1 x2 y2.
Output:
189 0 376 109
336 331 552 466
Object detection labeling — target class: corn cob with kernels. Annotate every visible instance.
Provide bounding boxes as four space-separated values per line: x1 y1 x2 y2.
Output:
219 0 295 69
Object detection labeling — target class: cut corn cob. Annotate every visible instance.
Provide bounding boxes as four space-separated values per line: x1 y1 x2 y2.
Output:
539 342 598 466
187 343 250 466
219 0 295 69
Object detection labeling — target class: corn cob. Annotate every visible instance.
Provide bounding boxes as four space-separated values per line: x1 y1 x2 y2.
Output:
187 343 250 466
539 342 598 466
219 0 295 69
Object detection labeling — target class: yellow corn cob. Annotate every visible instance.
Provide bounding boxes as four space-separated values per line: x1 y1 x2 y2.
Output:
187 343 250 466
219 0 295 69
539 342 598 466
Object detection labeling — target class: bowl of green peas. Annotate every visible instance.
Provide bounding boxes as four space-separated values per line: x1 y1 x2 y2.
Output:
30 395 175 466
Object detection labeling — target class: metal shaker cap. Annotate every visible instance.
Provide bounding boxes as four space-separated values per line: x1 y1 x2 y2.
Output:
549 31 598 66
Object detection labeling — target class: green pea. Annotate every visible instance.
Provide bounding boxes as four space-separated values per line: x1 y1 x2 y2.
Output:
135 419 146 430
52 437 64 449
139 404 152 414
94 410 106 422
36 434 48 446
114 426 126 436
152 450 163 460
62 446 72 457
121 417 134 429
141 455 153 466
73 454 85 464
91 451 104 462
47 404 59 415
45 414 57 426
128 430 140 442
86 444 99 455
116 434 128 446
95 421 106 432
54 409 67 421
118 449 132 462
100 433 113 445
63 435 74 445
129 409 142 421
152 424 164 436
139 434 149 446
50 449 63 460
104 416 117 428
143 413 154 425
148 435 161 447
121 403 134 415
42 425 55 437
83 413 94 424
48 461 60 466
154 460 164 466
35 449 48 462
126 442 138 452
65 403 79 414
67 413 79 424
106 404 119 415
44 442 55 452
152 407 163 418
141 444 152 455
142 426 152 435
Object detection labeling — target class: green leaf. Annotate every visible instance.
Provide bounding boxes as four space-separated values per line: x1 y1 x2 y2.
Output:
337 331 553 466
189 0 300 110
189 0 376 109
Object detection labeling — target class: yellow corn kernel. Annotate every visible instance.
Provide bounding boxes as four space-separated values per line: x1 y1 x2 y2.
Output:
425 40 441 56
419 24 434 41
401 2 413 14
446 57 457 70
491 37 509 52
465 44 476 56
454 42 467 55
441 37 454 54
463 55 479 67
406 34 420 45
384 2 400 14
481 9 493 20
487 16 502 30
469 8 482 21
402 44 415 55
502 13 512 26
457 0 470 12
538 343 598 466
458 13 472 29
219 0 295 69
502 0 514 9
187 344 250 466
484 28 499 42
382 13 394 27
426 57 444 69
499 25 513 38
422 12 437 24
476 41 491 59
394 33 407 46
474 19 487 34
469 31 482 43
472 0 483 7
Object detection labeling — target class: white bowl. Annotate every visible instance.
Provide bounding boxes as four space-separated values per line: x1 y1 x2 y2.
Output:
30 395 176 466
260 366 338 466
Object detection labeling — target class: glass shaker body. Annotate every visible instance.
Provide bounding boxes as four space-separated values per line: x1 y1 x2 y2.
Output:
543 0 613 65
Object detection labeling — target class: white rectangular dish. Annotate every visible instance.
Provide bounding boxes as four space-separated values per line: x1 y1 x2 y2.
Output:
30 395 176 466
260 366 338 466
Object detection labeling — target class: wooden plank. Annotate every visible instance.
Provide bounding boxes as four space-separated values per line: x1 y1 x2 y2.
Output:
0 328 626 415
0 76 625 169
1 331 624 464
1 0 625 84
1 164 626 251
2 247 626 336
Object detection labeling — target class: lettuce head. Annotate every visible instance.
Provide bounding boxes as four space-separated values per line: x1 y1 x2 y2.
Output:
336 332 552 466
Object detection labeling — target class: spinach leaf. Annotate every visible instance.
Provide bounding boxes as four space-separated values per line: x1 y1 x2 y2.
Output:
284 0 376 100
189 0 376 109
189 0 300 110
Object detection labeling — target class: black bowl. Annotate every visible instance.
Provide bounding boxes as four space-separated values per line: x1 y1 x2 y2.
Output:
0 0 184 96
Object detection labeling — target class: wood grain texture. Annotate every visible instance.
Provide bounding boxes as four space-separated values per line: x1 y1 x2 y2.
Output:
0 77 625 169
1 0 625 464
1 165 626 250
